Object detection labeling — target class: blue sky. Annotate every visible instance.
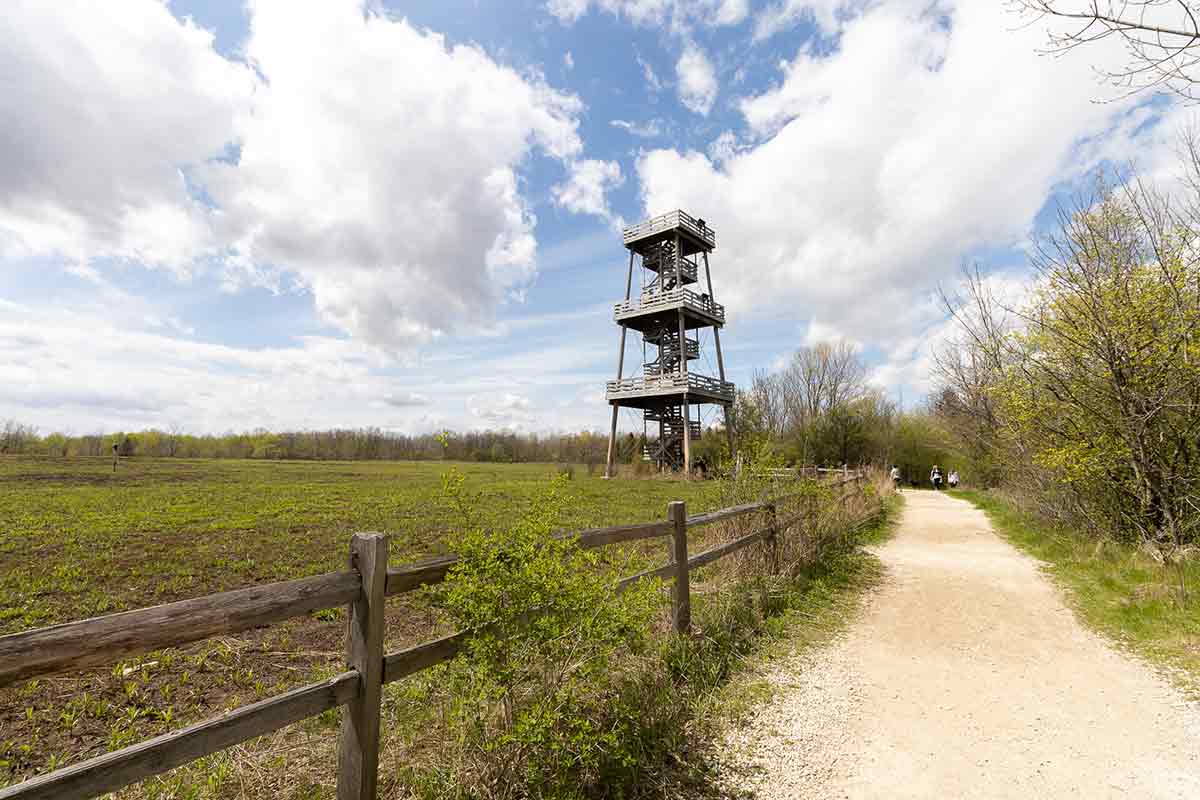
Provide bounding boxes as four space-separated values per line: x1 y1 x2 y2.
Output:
0 0 1186 435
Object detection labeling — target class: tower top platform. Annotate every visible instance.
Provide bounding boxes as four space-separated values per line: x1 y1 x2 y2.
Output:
622 210 715 256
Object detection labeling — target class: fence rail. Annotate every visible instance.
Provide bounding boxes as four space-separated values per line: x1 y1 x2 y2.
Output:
0 470 867 800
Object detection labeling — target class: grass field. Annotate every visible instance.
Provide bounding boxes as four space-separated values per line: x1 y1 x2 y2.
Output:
954 489 1200 698
0 456 723 792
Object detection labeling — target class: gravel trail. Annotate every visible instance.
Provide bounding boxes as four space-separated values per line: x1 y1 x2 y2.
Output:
722 490 1200 799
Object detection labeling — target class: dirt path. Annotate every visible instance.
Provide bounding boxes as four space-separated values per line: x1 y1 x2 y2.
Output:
722 491 1200 799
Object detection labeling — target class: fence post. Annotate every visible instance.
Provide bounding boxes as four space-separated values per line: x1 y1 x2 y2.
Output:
667 501 691 633
337 533 388 800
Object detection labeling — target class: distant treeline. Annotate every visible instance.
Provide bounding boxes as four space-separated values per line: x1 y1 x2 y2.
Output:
0 421 670 466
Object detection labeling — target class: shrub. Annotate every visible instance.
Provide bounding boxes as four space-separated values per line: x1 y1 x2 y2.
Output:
428 471 660 797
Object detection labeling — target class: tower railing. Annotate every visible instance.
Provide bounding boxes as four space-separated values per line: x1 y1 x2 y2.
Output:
622 210 716 248
606 372 735 402
612 287 725 323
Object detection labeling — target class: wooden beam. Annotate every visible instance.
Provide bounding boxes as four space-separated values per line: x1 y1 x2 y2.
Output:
0 671 358 800
667 501 691 633
604 403 621 479
382 631 468 684
613 562 676 592
686 525 771 571
575 520 673 548
0 571 360 688
686 501 767 528
606 250 636 479
385 555 457 596
337 534 388 800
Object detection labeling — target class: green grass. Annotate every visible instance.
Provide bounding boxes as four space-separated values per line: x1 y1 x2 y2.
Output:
0 456 720 633
0 455 721 793
953 489 1200 697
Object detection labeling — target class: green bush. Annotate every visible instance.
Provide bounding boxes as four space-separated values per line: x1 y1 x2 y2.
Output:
428 471 660 797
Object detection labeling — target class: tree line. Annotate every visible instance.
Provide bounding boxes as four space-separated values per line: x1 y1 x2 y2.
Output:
0 422 627 467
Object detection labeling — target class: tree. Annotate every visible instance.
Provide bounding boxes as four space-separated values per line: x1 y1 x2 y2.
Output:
1012 1 1200 101
945 170 1200 592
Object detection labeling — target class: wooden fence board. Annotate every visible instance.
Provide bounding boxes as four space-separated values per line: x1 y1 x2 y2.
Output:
0 571 360 687
685 501 767 528
575 520 672 548
385 556 457 596
382 631 469 684
687 526 771 571
0 671 358 800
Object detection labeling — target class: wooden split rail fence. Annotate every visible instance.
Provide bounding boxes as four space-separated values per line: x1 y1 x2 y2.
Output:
0 473 866 800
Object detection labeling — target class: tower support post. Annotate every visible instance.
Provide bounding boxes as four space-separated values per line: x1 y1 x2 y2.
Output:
604 251 637 479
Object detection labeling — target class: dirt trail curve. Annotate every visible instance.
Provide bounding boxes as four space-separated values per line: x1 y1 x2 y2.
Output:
723 490 1200 799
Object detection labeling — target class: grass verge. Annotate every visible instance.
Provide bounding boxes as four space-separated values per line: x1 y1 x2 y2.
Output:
953 489 1200 698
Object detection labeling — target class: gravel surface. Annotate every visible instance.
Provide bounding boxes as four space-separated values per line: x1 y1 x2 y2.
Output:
720 490 1200 799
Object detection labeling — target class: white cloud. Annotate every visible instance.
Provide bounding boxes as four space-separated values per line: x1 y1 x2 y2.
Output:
0 293 615 434
676 43 718 115
706 130 742 164
0 0 254 274
638 0 1161 382
638 53 666 93
754 0 863 40
611 118 665 138
547 0 748 29
553 160 625 219
563 50 575 69
467 393 535 430
1 0 589 353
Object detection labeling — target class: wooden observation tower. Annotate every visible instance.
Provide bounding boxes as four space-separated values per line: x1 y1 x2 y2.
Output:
604 210 736 477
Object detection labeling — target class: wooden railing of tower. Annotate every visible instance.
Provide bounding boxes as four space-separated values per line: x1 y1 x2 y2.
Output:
0 472 869 800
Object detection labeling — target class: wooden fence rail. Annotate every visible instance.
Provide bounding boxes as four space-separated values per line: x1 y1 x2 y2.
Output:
0 471 866 800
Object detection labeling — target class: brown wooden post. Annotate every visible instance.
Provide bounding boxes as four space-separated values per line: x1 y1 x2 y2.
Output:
605 251 637 479
667 501 690 633
337 533 388 800
704 252 736 466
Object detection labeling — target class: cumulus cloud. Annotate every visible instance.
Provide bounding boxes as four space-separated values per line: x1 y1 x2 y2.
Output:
552 160 625 219
0 0 254 274
637 0 1166 396
1 0 589 352
676 43 718 115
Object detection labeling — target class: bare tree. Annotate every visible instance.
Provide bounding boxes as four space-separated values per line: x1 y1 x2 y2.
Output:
1012 1 1200 101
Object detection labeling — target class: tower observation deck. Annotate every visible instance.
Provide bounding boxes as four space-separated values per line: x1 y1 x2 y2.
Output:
604 210 736 476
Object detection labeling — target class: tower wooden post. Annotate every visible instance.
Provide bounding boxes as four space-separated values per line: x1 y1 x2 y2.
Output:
605 251 636 479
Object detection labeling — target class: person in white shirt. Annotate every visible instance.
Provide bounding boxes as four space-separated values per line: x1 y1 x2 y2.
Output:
890 465 902 492
948 470 959 488
930 465 943 490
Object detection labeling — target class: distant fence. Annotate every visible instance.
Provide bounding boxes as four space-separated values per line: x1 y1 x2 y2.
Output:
0 472 868 800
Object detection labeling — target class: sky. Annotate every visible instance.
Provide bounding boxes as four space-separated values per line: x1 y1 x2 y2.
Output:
0 0 1190 436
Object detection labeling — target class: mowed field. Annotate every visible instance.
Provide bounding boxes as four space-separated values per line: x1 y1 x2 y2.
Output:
0 456 721 793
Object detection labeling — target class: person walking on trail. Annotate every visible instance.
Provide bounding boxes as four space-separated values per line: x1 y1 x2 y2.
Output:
948 470 959 489
930 465 943 491
890 465 902 492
